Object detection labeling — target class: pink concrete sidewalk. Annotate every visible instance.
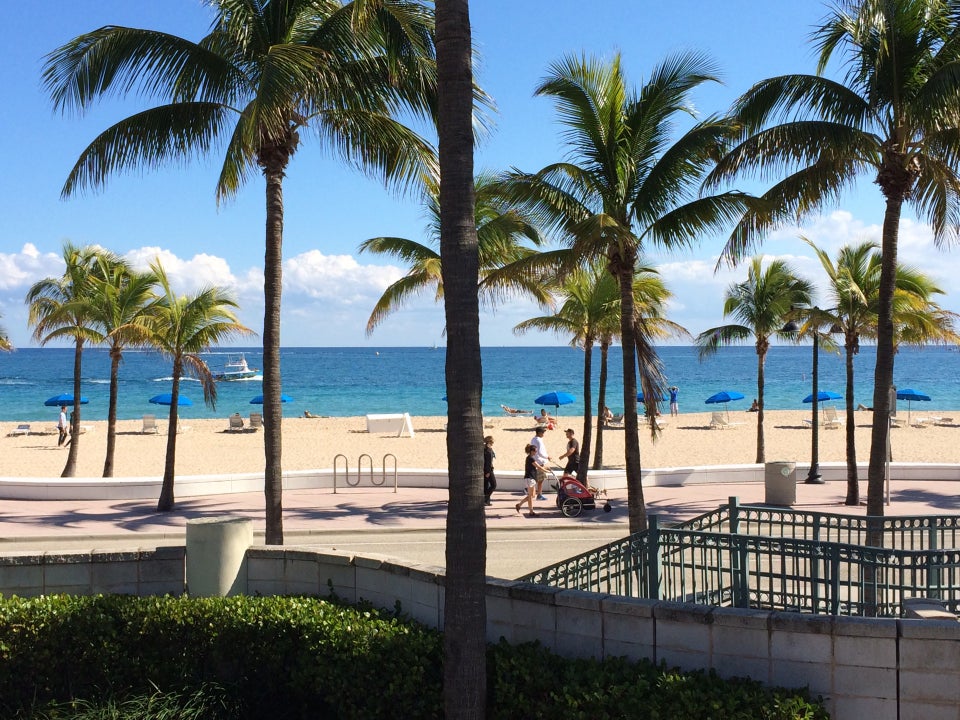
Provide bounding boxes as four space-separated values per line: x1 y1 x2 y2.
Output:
1 477 958 544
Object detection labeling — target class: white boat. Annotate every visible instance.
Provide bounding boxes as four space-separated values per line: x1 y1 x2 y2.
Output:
213 353 258 381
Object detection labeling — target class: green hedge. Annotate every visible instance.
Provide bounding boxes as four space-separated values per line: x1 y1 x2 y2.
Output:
0 595 827 719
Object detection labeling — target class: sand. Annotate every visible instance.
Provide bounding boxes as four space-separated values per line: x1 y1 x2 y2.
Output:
2 408 958 479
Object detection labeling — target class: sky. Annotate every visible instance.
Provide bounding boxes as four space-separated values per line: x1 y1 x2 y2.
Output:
3 1 959 348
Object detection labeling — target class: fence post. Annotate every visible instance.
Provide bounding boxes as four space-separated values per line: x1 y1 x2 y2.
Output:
729 496 740 534
732 536 749 608
928 528 941 598
646 515 661 600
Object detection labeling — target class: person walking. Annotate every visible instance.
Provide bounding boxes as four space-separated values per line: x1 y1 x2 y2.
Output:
530 426 551 500
483 435 497 506
57 405 68 447
669 386 680 417
558 428 580 476
515 443 544 517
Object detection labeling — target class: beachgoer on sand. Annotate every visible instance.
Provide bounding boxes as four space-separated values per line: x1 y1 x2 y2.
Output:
57 405 68 447
748 399 759 412
669 386 679 416
535 408 555 429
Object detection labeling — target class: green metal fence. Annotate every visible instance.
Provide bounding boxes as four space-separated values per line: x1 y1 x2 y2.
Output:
520 498 960 617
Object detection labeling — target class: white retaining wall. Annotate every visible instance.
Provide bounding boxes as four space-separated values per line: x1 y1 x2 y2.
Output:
2 544 959 718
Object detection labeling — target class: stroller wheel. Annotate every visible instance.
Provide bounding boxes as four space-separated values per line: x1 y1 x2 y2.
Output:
561 497 583 518
603 502 612 513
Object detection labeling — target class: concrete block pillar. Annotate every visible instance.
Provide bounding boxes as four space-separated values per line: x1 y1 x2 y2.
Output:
186 517 253 596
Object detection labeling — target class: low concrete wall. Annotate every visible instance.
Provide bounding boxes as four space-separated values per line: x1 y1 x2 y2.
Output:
2 461 959 501
2 544 958 718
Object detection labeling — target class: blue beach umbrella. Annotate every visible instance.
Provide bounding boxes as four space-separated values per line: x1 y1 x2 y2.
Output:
534 391 575 409
896 388 931 425
705 390 744 421
802 390 842 404
149 393 192 407
44 393 88 407
250 394 293 404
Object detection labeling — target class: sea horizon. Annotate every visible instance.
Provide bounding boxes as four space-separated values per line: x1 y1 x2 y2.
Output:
1 344 958 423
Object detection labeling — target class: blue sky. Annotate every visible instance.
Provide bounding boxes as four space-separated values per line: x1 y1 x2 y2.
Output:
2 1 956 348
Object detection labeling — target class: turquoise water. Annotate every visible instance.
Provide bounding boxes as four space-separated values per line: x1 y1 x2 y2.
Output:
0 344 957 422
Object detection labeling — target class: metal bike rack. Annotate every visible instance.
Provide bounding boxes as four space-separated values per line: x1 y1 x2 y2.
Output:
332 453 348 494
332 453 397 493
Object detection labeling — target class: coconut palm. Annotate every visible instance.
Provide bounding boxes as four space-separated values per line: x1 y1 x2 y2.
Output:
708 0 960 517
435 0 486 714
86 258 159 477
503 52 750 532
359 172 549 332
148 262 253 511
43 0 439 545
807 238 955 505
25 244 108 477
696 257 813 464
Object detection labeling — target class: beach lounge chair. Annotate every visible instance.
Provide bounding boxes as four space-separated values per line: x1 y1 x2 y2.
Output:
227 413 244 432
8 424 31 437
891 415 905 428
141 414 160 434
249 412 263 430
710 412 744 429
931 415 954 426
606 413 624 428
823 406 844 428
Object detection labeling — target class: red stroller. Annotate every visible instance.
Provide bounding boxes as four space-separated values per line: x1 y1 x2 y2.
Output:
551 470 612 518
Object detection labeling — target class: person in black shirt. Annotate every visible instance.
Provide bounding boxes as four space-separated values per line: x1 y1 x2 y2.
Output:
559 428 580 476
483 435 497 506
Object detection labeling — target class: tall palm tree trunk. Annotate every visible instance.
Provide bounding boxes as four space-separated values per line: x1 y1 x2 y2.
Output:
755 349 766 465
103 349 120 477
592 340 609 470
437 1 486 716
262 165 286 545
844 340 859 505
157 362 181 511
866 197 903 524
578 338 594 481
62 339 83 477
617 264 646 533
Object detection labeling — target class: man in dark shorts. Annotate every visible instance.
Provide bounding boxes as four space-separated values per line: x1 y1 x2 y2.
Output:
559 428 580 476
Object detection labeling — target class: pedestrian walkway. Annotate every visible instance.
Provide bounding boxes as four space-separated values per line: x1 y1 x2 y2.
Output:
1 477 958 545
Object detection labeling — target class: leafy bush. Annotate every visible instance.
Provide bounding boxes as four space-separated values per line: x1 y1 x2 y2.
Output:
0 595 827 719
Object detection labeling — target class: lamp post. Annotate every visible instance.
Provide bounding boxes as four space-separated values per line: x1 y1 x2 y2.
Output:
783 308 837 485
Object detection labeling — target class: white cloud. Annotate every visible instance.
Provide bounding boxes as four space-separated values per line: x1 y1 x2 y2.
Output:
0 244 64 291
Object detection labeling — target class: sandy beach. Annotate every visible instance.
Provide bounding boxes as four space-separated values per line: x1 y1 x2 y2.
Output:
2 409 958 479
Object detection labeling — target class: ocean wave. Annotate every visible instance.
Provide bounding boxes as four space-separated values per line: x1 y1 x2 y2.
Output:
0 379 35 386
87 379 110 384
153 376 202 383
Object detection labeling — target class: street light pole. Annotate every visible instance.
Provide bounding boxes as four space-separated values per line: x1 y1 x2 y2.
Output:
806 331 823 484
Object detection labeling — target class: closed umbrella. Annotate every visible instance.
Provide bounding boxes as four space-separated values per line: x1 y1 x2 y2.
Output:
534 391 575 410
44 393 88 407
896 388 931 425
705 390 744 421
149 393 193 406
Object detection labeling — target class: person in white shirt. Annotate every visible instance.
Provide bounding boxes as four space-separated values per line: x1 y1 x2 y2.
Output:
57 405 68 447
530 426 551 500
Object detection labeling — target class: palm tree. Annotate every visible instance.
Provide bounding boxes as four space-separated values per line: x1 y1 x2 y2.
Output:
149 262 252 511
25 244 107 477
43 0 439 545
514 264 619 480
86 258 159 477
708 0 960 517
807 238 954 505
695 257 813 464
504 52 750 532
359 172 549 333
436 1 486 715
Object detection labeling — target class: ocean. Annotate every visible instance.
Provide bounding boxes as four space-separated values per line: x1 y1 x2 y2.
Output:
0 344 958 423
